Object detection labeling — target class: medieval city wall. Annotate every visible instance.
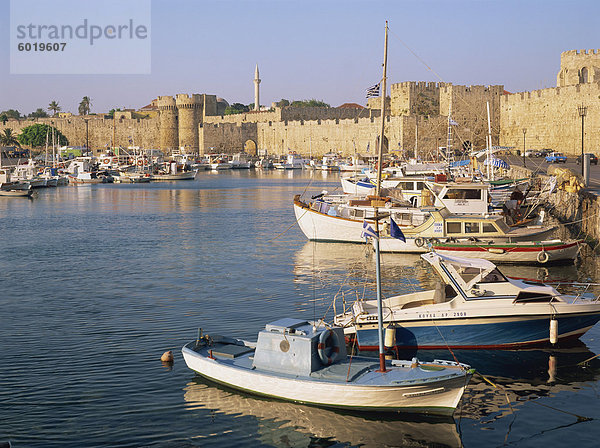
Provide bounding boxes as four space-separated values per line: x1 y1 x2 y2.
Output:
2 116 160 152
500 82 600 155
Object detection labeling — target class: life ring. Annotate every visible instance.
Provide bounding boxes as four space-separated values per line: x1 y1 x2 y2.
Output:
58 162 65 169
415 237 425 247
317 330 340 366
537 251 549 264
112 157 118 163
103 158 110 164
137 160 143 166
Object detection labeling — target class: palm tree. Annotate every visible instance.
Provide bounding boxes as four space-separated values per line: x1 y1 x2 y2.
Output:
0 128 21 147
78 96 92 116
48 101 61 116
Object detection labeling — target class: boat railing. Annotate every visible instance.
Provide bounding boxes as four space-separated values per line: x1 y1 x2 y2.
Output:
536 281 600 303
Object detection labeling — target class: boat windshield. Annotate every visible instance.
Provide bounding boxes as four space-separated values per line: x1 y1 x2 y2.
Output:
451 266 507 285
495 219 511 233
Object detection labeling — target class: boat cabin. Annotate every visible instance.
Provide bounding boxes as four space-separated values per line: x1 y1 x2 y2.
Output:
252 318 347 376
426 182 490 215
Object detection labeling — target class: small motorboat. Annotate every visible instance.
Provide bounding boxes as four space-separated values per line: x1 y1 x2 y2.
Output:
334 252 600 350
182 318 471 415
0 186 33 197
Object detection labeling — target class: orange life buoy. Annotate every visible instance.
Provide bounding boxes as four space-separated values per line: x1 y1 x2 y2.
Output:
103 158 110 164
137 160 143 166
112 157 118 163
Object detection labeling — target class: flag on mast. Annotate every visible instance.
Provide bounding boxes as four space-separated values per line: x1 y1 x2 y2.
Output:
361 220 378 240
366 82 381 98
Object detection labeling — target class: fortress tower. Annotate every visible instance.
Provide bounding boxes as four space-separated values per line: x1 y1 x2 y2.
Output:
176 94 202 153
254 64 261 111
157 96 178 153
557 49 600 87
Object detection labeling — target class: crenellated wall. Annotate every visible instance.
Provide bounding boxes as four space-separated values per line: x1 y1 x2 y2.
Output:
500 82 600 154
2 116 160 152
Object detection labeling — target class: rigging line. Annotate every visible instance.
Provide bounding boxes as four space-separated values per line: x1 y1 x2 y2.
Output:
265 170 316 243
388 26 504 136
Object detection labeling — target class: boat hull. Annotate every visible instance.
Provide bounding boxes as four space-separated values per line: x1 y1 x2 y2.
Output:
151 171 197 181
354 312 600 349
294 200 367 243
432 240 580 264
182 344 469 415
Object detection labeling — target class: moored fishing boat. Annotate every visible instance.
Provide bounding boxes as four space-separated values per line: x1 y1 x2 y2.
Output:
182 318 471 415
334 252 600 350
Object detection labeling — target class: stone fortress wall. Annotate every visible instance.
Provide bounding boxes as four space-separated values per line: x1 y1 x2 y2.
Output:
500 49 600 155
3 50 597 158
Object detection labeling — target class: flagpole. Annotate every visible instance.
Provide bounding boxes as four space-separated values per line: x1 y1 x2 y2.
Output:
375 21 388 198
374 214 386 372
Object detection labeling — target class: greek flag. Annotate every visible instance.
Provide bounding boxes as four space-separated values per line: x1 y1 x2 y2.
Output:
366 82 381 98
361 220 378 240
390 217 406 242
449 118 459 126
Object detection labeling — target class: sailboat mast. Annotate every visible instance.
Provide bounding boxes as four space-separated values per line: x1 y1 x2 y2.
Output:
486 101 492 180
375 21 388 198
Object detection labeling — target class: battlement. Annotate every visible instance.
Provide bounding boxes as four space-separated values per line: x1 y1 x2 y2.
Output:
561 49 600 57
503 82 600 106
391 81 446 91
175 93 202 108
156 95 176 110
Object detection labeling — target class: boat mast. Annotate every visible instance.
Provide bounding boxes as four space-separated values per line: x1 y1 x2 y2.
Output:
486 101 493 181
375 21 388 198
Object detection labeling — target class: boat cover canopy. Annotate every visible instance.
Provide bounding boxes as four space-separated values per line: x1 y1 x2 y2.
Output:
421 251 500 291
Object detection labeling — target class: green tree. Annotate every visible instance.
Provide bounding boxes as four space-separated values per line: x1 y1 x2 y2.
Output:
78 96 92 115
29 108 49 118
106 108 121 119
17 124 68 148
290 99 330 108
276 99 290 107
0 114 7 125
0 128 21 147
224 103 249 115
48 101 61 116
1 109 22 120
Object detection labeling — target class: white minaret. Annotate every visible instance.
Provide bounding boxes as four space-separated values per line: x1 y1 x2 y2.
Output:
254 64 261 111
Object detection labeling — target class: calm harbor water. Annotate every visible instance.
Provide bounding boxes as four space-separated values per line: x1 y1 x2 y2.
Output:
2 170 600 447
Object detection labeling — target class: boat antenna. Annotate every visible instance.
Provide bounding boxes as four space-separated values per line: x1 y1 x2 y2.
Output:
375 21 388 198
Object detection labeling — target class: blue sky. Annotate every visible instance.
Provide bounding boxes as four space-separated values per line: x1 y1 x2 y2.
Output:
0 0 596 115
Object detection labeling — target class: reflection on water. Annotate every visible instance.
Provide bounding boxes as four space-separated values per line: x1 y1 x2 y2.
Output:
2 171 600 447
183 378 462 448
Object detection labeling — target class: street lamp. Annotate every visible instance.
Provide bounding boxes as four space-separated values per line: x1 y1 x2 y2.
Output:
578 105 587 176
522 128 526 168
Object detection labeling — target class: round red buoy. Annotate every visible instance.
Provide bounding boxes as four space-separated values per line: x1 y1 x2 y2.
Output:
160 350 174 362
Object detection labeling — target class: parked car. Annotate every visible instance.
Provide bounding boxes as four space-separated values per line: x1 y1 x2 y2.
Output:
545 152 567 163
576 153 599 165
524 149 536 157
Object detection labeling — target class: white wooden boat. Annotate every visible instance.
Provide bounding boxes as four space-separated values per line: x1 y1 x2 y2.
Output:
334 252 600 349
294 194 554 244
151 170 197 181
182 318 471 415
0 187 33 197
